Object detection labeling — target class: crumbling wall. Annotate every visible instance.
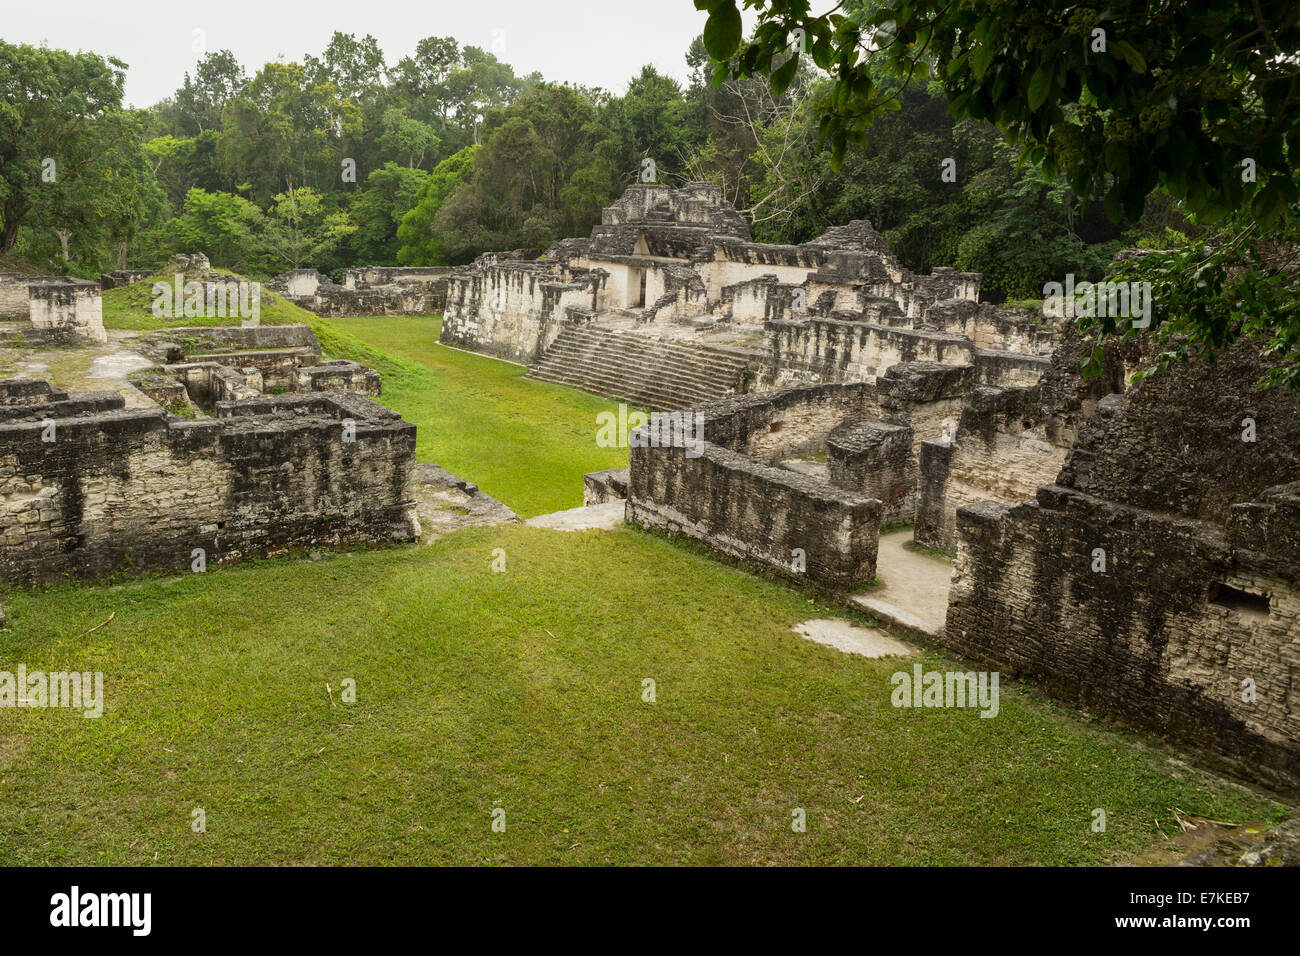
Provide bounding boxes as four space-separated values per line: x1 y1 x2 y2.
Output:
0 274 36 318
915 385 1072 552
827 420 915 526
626 383 882 588
26 279 107 344
0 386 418 583
942 339 1300 793
441 259 603 363
100 270 153 290
765 317 976 386
270 266 454 316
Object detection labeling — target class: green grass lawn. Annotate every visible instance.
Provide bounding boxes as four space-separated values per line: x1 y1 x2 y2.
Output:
34 291 1282 866
102 280 628 516
0 523 1283 866
306 315 633 517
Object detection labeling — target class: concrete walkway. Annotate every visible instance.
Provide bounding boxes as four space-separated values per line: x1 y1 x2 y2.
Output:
525 500 625 531
791 618 917 658
851 529 954 639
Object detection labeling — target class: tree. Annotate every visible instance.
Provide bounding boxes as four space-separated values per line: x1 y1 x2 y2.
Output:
392 36 461 129
0 41 151 257
168 188 267 271
352 162 429 263
397 146 478 264
266 187 355 271
174 50 248 135
697 0 1300 384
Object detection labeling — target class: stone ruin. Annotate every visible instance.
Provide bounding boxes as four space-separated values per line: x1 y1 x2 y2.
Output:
0 255 425 581
0 274 107 345
488 186 1300 794
0 380 419 583
268 265 455 316
441 182 1052 406
130 324 380 414
615 319 1300 793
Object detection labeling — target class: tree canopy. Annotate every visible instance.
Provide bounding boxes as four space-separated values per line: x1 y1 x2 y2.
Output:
696 0 1300 384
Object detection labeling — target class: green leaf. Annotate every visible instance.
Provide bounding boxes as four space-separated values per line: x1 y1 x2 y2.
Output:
972 43 995 81
1111 40 1147 74
1027 64 1052 111
703 2 743 61
770 55 798 96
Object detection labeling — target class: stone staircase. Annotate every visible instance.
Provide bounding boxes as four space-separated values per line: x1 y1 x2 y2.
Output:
526 325 759 411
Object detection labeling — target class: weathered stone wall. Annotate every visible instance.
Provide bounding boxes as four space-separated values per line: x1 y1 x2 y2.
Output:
345 265 453 291
947 487 1300 793
441 260 604 363
828 420 915 527
765 317 976 386
942 339 1300 793
915 385 1072 552
26 279 107 344
583 467 629 505
166 363 262 404
140 324 320 364
0 274 33 317
270 266 454 316
294 360 381 396
627 384 882 587
628 439 881 588
0 387 418 583
99 270 153 290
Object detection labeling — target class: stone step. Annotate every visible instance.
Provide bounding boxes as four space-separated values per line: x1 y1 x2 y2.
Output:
537 338 751 380
527 365 720 410
527 351 743 392
531 352 738 394
539 332 756 379
569 327 758 369
527 324 759 410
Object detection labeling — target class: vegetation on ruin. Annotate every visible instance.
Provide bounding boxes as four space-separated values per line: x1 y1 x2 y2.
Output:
0 521 1285 865
101 274 317 332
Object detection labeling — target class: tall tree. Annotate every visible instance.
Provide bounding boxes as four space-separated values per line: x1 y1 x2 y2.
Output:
0 41 153 259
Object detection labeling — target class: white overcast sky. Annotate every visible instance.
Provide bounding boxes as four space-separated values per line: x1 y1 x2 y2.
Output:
0 0 748 107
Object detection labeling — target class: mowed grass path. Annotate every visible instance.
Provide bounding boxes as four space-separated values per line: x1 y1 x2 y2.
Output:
308 315 631 517
0 524 1283 866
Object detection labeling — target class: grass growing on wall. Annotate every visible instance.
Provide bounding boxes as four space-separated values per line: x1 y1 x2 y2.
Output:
309 315 633 517
0 523 1283 866
102 275 314 332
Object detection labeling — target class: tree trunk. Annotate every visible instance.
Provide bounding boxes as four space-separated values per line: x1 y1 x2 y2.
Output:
1 219 19 255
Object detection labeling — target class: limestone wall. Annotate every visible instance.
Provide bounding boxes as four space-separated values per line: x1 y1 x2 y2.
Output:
828 420 915 527
271 266 454 316
765 317 976 385
915 385 1072 552
0 388 418 583
628 439 881 589
441 260 603 363
947 488 1300 793
0 274 33 318
26 279 106 343
940 339 1300 793
627 383 882 588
